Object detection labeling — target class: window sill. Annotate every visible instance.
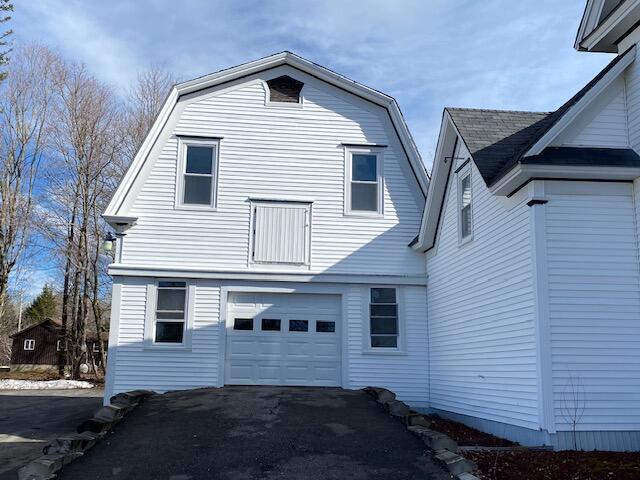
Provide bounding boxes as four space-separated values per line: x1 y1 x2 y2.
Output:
343 212 384 219
143 342 192 351
175 204 218 212
265 100 303 109
458 235 474 248
362 348 407 356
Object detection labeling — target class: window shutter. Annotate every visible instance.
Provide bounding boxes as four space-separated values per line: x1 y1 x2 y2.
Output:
253 204 309 264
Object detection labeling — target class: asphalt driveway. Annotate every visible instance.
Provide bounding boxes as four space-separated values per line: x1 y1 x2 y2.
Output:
0 388 104 480
58 386 449 480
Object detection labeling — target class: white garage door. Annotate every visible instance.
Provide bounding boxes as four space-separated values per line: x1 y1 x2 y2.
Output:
225 292 341 386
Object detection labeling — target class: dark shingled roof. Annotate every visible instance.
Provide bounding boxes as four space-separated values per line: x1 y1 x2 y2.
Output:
447 46 635 187
447 108 552 185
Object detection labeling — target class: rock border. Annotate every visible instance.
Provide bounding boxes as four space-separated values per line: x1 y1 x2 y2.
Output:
18 390 155 480
363 386 481 480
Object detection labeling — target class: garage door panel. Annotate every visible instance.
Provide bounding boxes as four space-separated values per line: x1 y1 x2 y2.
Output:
226 293 341 386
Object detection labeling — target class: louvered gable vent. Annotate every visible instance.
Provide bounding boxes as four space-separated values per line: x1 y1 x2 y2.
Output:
267 75 303 103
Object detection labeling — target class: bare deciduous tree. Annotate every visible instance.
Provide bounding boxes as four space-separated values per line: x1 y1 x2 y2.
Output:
43 60 120 378
120 65 176 172
0 44 60 330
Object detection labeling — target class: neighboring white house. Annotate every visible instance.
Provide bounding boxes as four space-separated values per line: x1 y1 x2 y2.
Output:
412 0 640 450
104 0 640 452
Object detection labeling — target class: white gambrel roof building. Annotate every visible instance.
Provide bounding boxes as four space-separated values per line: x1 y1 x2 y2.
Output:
104 0 640 452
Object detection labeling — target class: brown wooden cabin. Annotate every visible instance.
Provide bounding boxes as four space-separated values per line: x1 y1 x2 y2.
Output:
10 318 107 372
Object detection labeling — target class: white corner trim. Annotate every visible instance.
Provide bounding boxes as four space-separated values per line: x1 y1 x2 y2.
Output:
103 279 123 405
527 180 555 433
524 46 636 157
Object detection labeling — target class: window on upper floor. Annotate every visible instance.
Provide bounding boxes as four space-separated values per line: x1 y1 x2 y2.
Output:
24 339 35 351
177 138 219 209
458 168 473 243
345 148 383 216
251 201 311 265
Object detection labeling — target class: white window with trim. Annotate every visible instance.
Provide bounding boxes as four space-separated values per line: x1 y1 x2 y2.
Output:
24 339 35 351
153 281 188 344
345 148 383 215
369 287 399 349
251 201 311 266
176 137 219 208
458 167 473 243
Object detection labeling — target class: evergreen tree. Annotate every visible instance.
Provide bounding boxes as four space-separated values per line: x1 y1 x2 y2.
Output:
24 285 58 325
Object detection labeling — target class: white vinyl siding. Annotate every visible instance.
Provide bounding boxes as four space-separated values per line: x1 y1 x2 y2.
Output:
544 181 640 432
347 285 429 406
426 148 539 429
554 76 629 148
123 65 424 277
107 278 429 407
252 203 310 265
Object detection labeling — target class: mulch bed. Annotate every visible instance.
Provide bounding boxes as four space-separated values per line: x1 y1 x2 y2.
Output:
467 449 640 480
423 414 518 447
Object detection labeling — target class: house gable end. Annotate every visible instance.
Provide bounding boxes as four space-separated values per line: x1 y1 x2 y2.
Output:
104 52 428 221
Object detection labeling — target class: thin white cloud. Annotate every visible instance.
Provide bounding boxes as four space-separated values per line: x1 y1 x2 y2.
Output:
14 0 140 90
13 0 614 166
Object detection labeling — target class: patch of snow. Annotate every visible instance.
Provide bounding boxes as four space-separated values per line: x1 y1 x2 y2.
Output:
0 379 94 390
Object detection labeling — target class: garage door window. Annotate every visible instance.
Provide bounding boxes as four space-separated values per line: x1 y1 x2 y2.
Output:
154 281 186 343
234 318 253 331
289 320 308 332
370 288 398 348
261 318 281 331
316 321 336 333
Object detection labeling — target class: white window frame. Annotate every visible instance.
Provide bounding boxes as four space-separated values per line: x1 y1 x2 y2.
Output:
24 339 35 351
363 286 405 355
175 137 220 210
92 343 100 353
344 147 384 217
144 279 196 349
457 166 474 245
56 339 62 351
249 200 312 267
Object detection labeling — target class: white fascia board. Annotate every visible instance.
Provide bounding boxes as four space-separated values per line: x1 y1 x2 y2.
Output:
579 0 640 52
523 46 635 158
104 52 427 217
107 264 427 286
413 112 458 251
490 163 640 196
574 0 603 50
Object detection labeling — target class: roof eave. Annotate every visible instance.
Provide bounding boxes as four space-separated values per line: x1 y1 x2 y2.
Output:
578 0 640 52
489 163 640 197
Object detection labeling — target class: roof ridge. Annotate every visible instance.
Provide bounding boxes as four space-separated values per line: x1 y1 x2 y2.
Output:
446 107 551 115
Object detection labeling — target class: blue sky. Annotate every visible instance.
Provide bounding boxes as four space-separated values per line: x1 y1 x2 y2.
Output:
14 0 614 164
10 0 613 297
